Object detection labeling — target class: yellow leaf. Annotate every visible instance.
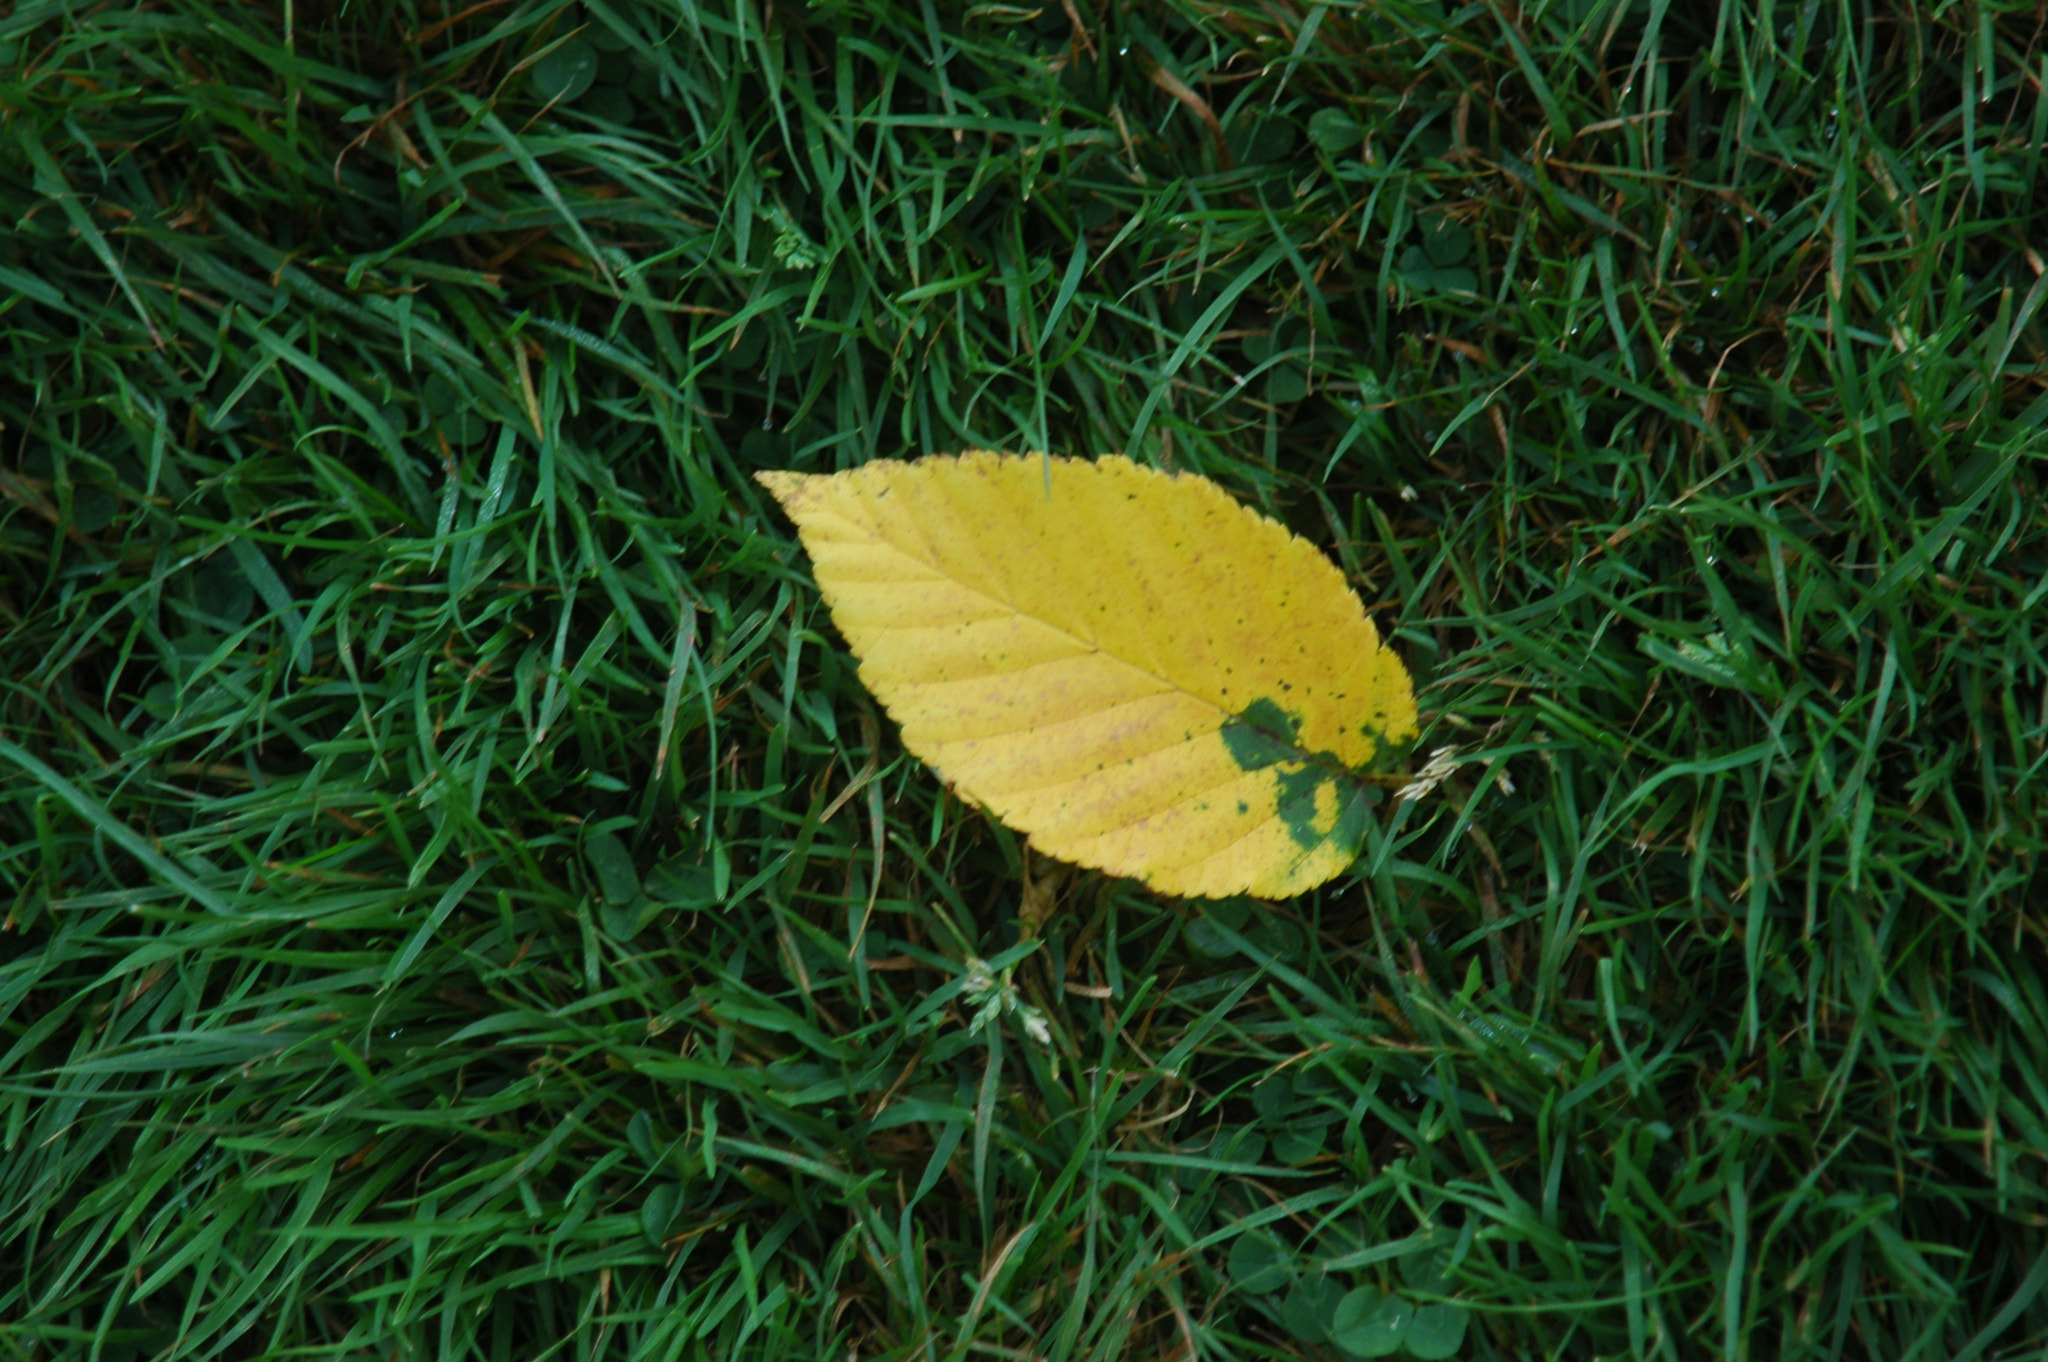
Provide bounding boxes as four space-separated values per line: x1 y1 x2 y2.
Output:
757 452 1417 898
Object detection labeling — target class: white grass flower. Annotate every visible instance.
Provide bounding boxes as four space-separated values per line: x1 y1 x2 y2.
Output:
1396 745 1460 802
961 955 1005 1029
960 955 1057 1071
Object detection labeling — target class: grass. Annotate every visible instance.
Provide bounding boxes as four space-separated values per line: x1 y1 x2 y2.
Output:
2 0 2046 1356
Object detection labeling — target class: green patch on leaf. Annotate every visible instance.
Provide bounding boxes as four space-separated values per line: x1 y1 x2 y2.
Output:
1222 697 1372 857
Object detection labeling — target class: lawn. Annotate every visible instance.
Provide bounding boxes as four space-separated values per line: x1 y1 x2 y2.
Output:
3 0 2046 1357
